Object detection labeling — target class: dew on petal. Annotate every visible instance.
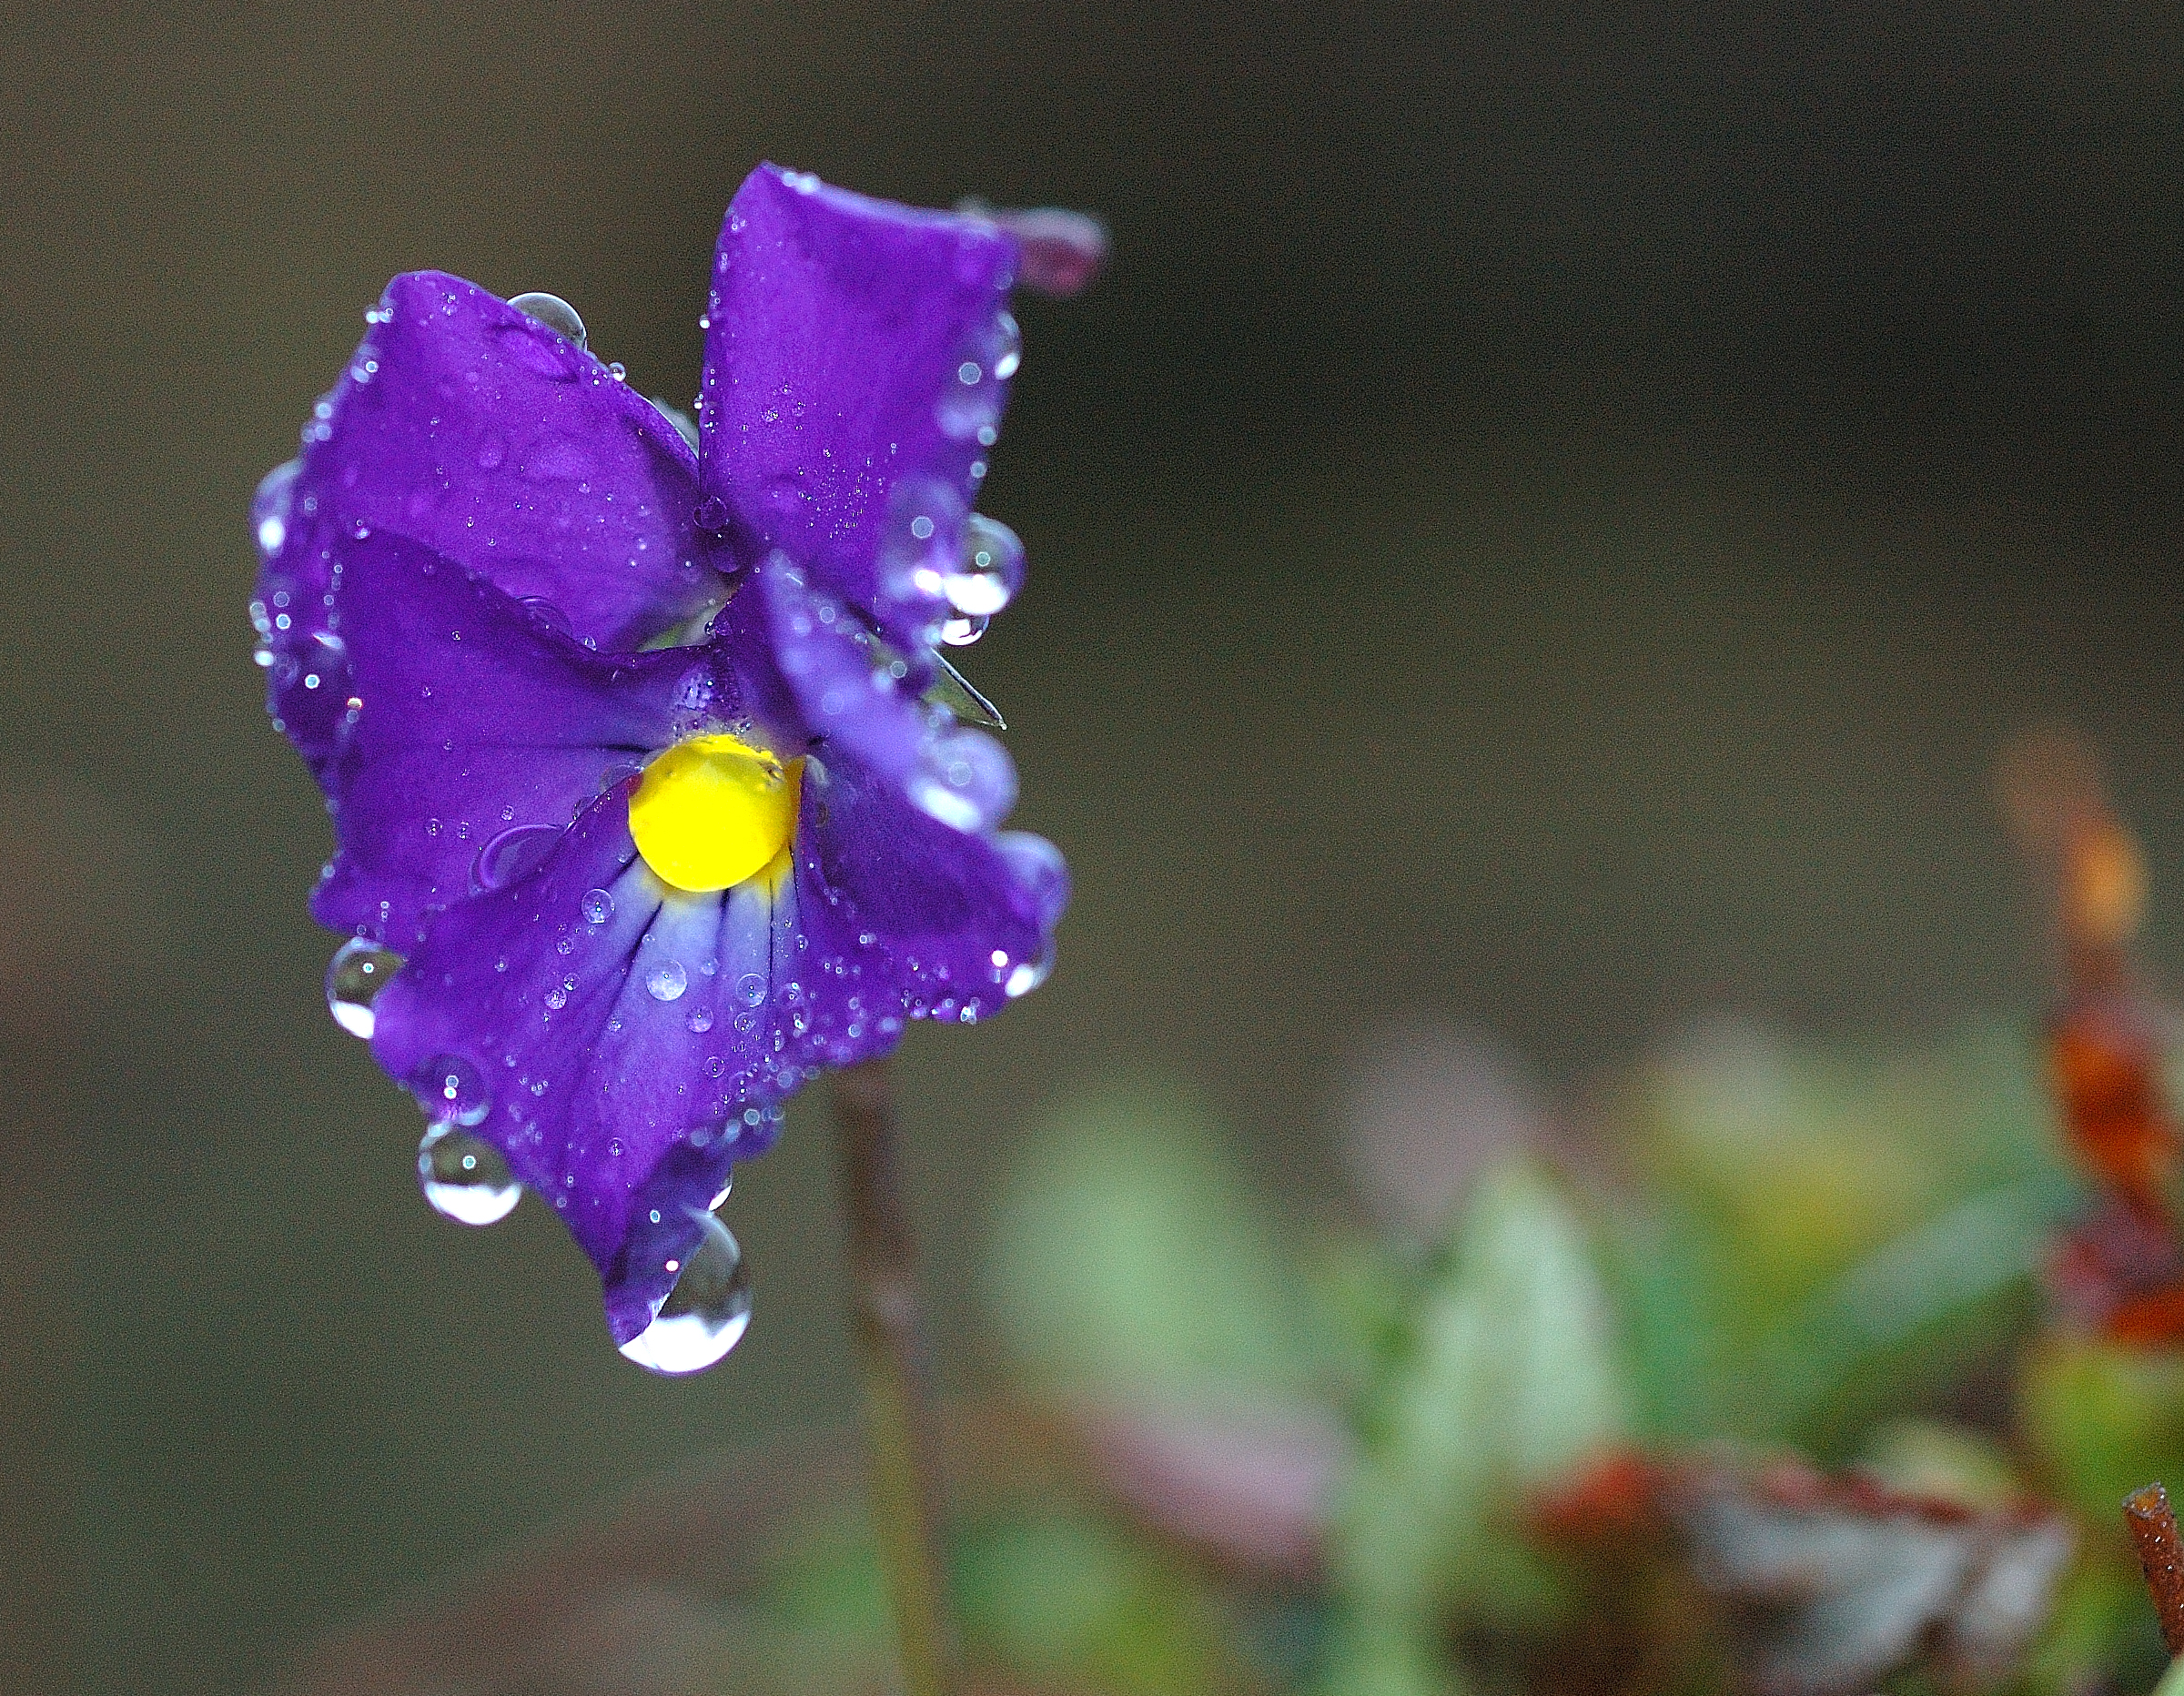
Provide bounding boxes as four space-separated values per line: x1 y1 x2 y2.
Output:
416 1054 490 1126
581 887 615 924
471 823 561 893
327 937 404 1038
646 961 689 1003
942 515 1025 618
508 291 586 347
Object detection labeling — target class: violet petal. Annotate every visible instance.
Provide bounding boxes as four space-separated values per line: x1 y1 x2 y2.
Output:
698 165 1020 652
308 531 708 945
281 271 724 655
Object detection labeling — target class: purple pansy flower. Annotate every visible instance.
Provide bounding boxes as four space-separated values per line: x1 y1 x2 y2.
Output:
252 166 1068 1371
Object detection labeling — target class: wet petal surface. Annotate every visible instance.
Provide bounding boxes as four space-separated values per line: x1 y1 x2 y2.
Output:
308 531 714 944
279 271 723 653
699 166 1021 651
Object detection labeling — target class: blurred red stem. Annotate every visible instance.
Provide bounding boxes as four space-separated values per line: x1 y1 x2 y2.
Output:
836 1056 962 1696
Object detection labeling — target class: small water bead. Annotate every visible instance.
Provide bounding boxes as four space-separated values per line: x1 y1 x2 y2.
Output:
253 459 299 558
1006 952 1054 999
417 1124 521 1226
518 595 570 637
508 291 587 347
686 1006 714 1033
646 961 689 1002
581 887 615 924
987 311 1023 379
471 823 561 893
945 515 1025 617
327 938 405 1038
617 1212 753 1375
735 973 765 1007
417 1054 490 1126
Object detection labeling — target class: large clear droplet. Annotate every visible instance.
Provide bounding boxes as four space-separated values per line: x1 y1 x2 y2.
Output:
509 291 587 347
418 1124 521 1226
646 960 689 1002
327 937 404 1038
618 1212 753 1375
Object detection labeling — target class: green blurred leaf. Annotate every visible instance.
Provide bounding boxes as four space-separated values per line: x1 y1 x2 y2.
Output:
2022 1335 2184 1524
1607 1023 2072 1446
962 1510 1252 1696
762 1502 1254 1696
987 1082 1327 1401
1321 1156 1632 1696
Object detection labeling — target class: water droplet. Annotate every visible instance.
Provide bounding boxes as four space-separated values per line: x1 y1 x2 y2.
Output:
607 360 627 381
1006 949 1054 999
518 596 570 638
253 459 299 559
509 291 586 347
944 515 1024 617
617 1212 753 1375
326 937 404 1038
581 887 614 924
686 1006 714 1033
735 972 765 1007
417 1124 521 1225
416 1054 490 1126
646 960 689 1002
987 310 1023 379
939 614 988 646
709 1171 733 1210
471 823 561 892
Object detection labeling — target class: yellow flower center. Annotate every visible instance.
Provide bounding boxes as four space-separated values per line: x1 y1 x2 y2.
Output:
628 733 802 893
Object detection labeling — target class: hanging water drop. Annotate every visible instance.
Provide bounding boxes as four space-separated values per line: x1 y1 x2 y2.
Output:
988 310 1023 379
416 1054 490 1126
508 292 587 347
940 614 988 647
617 1212 753 1375
417 1124 521 1225
646 960 689 1002
327 937 405 1038
944 515 1025 617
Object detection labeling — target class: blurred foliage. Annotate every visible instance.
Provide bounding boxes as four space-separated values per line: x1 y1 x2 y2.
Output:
1603 1022 2075 1453
986 1081 1337 1405
1321 1157 1629 1696
333 1017 2184 1695
948 1019 2184 1696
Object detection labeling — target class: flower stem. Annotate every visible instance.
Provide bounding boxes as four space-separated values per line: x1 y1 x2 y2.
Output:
834 1056 962 1696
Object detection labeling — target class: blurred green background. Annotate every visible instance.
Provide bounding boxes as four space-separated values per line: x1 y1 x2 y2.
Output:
3 3 2182 1691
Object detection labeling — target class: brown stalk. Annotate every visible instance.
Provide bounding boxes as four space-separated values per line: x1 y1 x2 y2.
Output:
2125 1482 2184 1656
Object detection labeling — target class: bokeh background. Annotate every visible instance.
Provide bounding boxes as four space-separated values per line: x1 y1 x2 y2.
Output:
3 3 2182 1691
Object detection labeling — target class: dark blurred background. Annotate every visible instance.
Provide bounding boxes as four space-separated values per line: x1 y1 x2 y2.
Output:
2 3 2181 1691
